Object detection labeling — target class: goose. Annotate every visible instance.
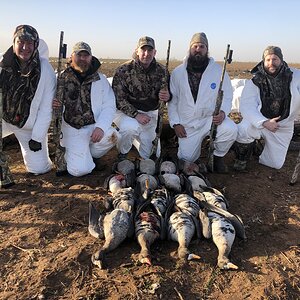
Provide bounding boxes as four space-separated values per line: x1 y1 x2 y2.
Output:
168 211 197 261
134 180 169 265
208 211 237 270
135 203 161 265
166 194 201 261
192 188 246 240
173 193 202 239
91 207 132 269
89 174 137 269
193 189 244 270
183 174 244 270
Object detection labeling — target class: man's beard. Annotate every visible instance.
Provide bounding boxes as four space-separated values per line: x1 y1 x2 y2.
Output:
265 63 283 76
187 53 209 73
72 61 90 73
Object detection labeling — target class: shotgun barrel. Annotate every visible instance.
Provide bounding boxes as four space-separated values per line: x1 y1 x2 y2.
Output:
207 45 233 172
150 40 171 160
53 31 67 176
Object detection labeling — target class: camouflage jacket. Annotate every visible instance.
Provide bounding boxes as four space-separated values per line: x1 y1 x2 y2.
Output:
0 46 41 128
112 58 168 118
56 57 101 129
251 61 292 121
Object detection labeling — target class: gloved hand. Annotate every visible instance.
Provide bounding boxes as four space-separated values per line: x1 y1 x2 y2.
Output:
29 139 42 152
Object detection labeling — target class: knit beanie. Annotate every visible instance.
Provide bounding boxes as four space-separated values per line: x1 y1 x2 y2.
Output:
262 46 283 61
189 32 208 48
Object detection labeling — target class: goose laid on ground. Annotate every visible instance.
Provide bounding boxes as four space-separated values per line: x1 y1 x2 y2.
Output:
89 174 137 269
166 194 201 261
91 207 132 269
193 189 245 270
168 211 197 260
135 202 161 265
209 212 238 270
134 179 170 265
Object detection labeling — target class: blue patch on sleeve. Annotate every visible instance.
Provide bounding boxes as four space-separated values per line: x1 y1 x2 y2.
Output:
211 83 217 89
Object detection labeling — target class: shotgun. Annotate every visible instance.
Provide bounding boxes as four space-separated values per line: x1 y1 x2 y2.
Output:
53 31 67 176
150 40 171 160
0 88 15 188
207 44 233 172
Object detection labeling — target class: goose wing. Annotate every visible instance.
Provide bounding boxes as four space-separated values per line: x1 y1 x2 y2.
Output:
88 202 105 239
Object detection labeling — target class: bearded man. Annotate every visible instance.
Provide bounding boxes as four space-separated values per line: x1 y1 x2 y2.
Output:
234 46 300 170
53 42 119 177
167 32 237 173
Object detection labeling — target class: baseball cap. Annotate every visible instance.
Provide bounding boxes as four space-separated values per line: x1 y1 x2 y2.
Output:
137 36 155 49
72 41 92 55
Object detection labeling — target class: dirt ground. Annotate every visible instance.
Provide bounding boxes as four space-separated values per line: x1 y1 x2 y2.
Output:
0 62 300 300
1 134 299 300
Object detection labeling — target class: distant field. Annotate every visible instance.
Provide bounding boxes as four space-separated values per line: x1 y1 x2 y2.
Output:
50 58 300 79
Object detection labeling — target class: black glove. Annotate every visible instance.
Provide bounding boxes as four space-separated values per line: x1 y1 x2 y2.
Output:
29 139 42 152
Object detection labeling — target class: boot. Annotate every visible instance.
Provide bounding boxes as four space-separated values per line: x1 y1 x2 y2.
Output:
213 155 229 174
233 142 254 171
253 139 264 157
233 159 247 171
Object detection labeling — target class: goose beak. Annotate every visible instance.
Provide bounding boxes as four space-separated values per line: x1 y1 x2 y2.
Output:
140 257 152 265
222 262 239 270
91 251 105 269
187 253 201 261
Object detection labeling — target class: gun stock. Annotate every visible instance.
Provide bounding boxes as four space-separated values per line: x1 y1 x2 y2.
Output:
207 45 233 172
0 88 15 188
53 31 67 176
150 40 171 160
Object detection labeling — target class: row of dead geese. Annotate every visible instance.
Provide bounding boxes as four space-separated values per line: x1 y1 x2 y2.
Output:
88 158 246 270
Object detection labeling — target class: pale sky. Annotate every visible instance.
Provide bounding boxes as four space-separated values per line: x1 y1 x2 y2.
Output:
1 0 300 62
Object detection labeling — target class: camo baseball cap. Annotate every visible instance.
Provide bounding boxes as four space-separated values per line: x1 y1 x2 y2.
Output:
137 36 155 49
13 25 39 43
72 41 92 55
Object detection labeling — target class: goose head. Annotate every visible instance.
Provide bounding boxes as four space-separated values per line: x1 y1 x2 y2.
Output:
136 158 156 175
108 174 126 195
160 160 177 174
112 159 135 175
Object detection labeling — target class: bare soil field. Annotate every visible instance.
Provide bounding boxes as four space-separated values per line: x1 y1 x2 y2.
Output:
0 61 300 300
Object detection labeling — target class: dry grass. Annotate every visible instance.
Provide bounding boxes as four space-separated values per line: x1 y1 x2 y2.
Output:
50 57 300 79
